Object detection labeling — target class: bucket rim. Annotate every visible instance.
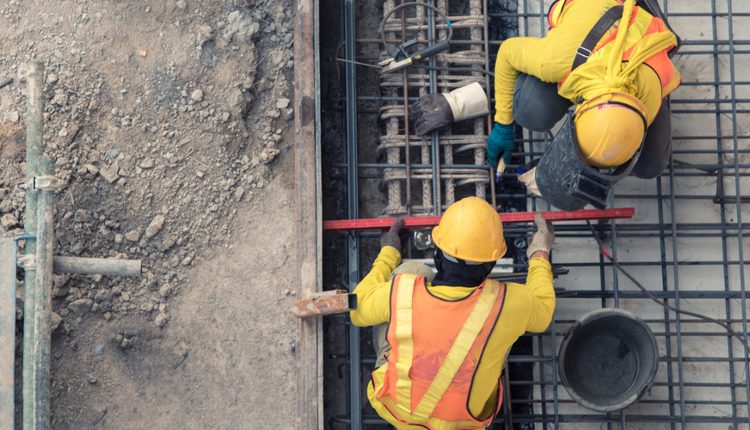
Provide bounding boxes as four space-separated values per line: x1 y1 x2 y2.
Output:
558 307 659 413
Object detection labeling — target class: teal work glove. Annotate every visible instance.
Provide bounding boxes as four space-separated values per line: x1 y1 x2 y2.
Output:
487 122 515 170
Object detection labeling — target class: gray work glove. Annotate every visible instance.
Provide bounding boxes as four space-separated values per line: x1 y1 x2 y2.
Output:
380 217 405 250
409 82 489 135
527 214 554 258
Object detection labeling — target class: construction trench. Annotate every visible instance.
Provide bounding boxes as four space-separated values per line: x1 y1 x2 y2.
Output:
0 0 749 429
311 0 750 429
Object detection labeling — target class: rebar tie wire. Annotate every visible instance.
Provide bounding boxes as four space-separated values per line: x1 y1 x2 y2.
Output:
379 1 453 51
587 221 750 358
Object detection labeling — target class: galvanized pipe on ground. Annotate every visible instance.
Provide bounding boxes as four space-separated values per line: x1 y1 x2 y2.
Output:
52 257 142 277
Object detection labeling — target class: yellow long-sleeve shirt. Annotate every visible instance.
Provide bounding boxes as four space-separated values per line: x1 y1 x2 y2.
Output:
351 246 555 429
493 0 667 126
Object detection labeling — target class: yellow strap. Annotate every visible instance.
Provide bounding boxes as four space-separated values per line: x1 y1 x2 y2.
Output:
620 31 677 76
411 280 501 420
560 12 677 102
604 0 677 92
393 274 417 414
606 0 637 86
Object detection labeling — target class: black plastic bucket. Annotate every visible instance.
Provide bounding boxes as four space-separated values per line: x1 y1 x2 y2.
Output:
558 308 658 413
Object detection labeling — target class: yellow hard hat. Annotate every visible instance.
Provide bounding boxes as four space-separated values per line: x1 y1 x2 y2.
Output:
431 197 506 262
574 92 648 168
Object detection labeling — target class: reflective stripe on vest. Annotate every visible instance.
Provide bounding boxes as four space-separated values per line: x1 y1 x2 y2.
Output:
557 1 679 96
376 273 506 426
547 0 573 29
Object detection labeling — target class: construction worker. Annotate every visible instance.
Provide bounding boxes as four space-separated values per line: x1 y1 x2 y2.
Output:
350 197 555 429
487 0 681 209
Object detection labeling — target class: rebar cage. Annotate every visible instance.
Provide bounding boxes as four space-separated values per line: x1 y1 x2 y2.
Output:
321 0 750 428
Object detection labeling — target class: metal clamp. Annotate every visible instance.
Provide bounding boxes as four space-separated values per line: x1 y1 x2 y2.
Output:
413 230 434 251
16 254 36 269
575 46 592 60
31 175 65 192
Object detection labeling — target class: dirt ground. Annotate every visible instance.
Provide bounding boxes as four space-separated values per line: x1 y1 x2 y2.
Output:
0 1 301 428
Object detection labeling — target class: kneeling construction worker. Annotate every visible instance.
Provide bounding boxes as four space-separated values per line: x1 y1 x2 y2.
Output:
350 197 555 429
488 0 681 209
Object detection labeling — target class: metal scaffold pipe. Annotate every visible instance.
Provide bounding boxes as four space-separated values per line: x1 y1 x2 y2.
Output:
11 62 143 430
29 158 55 429
21 61 48 430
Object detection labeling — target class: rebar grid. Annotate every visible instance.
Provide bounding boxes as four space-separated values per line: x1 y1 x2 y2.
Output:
501 0 750 428
376 0 492 216
329 0 750 428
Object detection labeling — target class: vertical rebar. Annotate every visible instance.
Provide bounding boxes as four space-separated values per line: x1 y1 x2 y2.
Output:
656 178 677 430
438 0 455 207
0 239 16 429
343 1 361 428
418 5 432 212
668 153 687 429
401 5 413 216
384 0 403 215
656 0 680 430
469 0 486 201
610 220 620 308
549 318 559 429
22 61 46 430
723 0 750 415
709 0 740 423
426 1 442 214
483 0 496 209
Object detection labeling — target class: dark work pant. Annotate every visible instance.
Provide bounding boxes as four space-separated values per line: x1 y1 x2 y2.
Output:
631 99 672 179
513 73 672 178
513 73 572 132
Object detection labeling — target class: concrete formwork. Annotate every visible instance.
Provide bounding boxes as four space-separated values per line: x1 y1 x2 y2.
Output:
319 0 750 428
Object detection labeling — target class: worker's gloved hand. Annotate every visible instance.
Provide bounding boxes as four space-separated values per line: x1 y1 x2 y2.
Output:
518 167 542 197
487 122 515 170
527 214 554 258
410 82 488 136
380 217 405 250
410 93 452 136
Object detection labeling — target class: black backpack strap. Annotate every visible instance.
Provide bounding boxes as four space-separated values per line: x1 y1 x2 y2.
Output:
572 6 624 71
637 0 681 56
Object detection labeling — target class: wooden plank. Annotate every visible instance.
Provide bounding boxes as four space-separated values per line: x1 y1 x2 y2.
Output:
292 290 356 318
0 239 17 429
294 0 323 427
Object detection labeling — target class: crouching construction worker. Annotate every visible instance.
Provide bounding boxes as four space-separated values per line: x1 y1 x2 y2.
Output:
488 0 681 210
350 197 555 429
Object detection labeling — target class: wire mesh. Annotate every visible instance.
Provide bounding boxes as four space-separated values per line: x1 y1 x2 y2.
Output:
324 0 750 428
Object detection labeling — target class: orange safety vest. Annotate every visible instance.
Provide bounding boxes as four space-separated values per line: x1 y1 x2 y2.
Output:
548 0 680 97
374 273 507 429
